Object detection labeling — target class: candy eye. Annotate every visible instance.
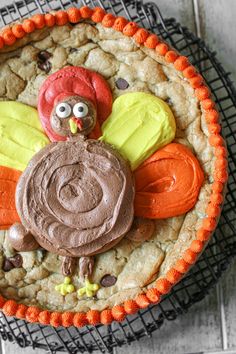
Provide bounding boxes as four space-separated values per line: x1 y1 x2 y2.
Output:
56 103 72 118
73 102 89 118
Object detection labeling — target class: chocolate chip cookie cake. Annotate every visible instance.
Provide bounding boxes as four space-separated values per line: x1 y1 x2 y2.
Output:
0 6 227 327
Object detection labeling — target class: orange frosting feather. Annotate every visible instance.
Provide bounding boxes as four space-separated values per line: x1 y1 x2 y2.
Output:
134 143 204 219
0 166 21 229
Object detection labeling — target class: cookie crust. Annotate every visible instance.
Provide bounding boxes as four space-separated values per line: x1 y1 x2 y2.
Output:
0 8 227 326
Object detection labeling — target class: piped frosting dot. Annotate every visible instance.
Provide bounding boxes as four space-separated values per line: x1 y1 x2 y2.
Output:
91 7 106 23
156 42 168 55
174 56 189 71
165 50 178 63
22 19 35 33
102 13 115 27
44 13 55 27
101 309 113 325
195 86 210 100
32 14 45 29
123 22 139 36
12 24 25 38
124 300 139 314
144 34 159 48
2 29 16 45
67 7 81 23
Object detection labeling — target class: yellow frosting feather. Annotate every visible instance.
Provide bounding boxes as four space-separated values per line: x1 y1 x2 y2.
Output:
101 92 176 170
0 101 49 171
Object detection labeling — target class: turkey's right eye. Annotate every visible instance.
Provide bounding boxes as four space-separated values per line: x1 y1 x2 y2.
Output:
56 103 71 118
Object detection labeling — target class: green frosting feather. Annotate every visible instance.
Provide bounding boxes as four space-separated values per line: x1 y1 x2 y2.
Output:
0 101 49 171
101 92 176 170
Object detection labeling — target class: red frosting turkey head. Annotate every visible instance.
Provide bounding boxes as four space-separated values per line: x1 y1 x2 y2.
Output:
38 66 113 141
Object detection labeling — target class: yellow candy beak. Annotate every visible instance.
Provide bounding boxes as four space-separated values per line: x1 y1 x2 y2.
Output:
69 118 78 134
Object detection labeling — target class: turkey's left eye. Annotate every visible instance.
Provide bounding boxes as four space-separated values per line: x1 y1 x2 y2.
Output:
56 103 71 118
73 102 89 118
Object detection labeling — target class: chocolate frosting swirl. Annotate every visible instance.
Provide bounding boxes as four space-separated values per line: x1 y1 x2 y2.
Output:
16 137 134 257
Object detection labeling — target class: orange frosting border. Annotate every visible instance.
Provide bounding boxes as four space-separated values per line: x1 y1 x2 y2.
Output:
0 6 228 327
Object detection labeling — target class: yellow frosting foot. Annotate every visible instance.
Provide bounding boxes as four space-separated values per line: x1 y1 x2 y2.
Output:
77 278 99 298
55 276 75 296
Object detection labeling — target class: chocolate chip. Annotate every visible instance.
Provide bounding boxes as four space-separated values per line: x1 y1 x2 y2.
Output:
166 98 172 105
3 254 23 272
115 78 129 90
9 254 23 268
69 48 78 53
3 259 14 272
100 274 117 287
37 50 52 61
37 51 52 73
38 61 52 74
126 217 155 242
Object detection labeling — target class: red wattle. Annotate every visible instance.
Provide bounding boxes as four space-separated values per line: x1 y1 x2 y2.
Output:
72 117 83 130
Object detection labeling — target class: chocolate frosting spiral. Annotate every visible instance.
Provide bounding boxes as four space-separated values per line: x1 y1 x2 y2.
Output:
16 137 134 257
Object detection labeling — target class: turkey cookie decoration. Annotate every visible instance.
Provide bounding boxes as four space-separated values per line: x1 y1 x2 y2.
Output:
0 66 204 298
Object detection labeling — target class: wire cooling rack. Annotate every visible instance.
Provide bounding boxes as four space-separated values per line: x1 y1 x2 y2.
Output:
0 0 235 353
